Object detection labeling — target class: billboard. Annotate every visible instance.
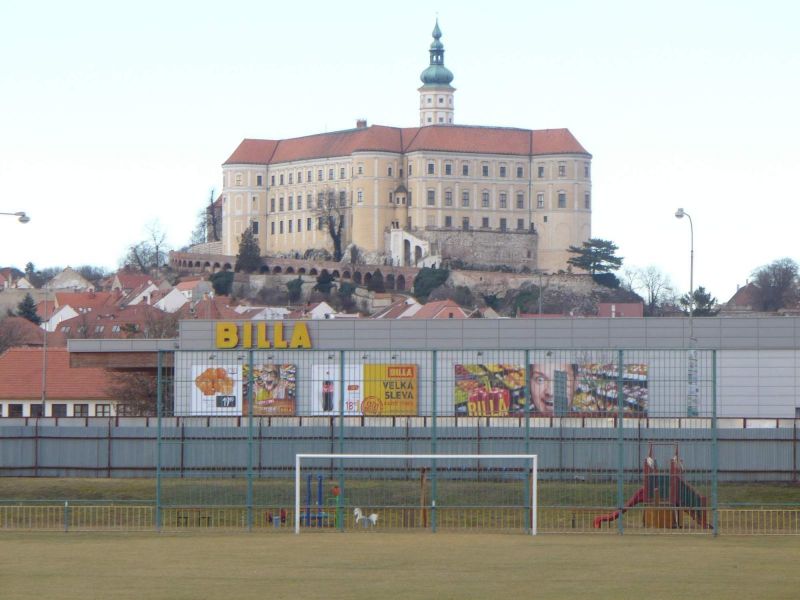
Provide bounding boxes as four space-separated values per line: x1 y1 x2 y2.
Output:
530 363 648 416
454 364 526 417
191 365 242 414
243 363 297 416
312 364 418 416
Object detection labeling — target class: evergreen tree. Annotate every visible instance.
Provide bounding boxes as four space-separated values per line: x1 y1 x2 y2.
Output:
680 286 719 316
566 238 623 275
210 271 234 296
412 267 450 302
235 228 262 273
287 277 304 303
314 270 335 295
17 293 40 325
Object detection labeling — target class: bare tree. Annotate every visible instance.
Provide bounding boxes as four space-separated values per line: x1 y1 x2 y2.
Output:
313 188 348 261
751 258 799 311
122 221 172 273
625 265 675 316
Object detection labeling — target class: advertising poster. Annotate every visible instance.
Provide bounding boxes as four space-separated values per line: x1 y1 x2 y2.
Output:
454 364 526 417
362 364 418 416
530 363 648 416
243 363 297 416
191 365 242 414
312 364 362 415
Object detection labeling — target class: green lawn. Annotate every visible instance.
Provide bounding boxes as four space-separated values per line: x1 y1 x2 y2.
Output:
0 532 797 600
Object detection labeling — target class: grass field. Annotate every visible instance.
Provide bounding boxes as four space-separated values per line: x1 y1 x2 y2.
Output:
0 532 798 600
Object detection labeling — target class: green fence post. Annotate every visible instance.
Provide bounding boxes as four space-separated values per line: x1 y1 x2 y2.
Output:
712 349 718 536
246 351 254 532
616 349 624 535
524 349 531 533
156 350 163 532
338 351 345 532
63 501 69 533
431 349 437 534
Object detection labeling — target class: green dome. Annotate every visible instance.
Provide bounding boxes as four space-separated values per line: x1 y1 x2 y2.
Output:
420 19 454 86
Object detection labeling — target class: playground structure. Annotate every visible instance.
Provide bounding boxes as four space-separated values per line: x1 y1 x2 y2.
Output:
594 443 710 530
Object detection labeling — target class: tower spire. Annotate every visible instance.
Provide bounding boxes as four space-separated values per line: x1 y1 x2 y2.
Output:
418 20 455 126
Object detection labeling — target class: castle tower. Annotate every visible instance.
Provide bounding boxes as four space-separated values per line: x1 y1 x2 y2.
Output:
418 20 455 126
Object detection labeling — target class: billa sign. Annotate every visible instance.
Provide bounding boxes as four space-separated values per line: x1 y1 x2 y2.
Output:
361 364 418 416
215 322 312 349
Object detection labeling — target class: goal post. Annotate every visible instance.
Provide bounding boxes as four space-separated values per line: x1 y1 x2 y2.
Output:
294 453 538 535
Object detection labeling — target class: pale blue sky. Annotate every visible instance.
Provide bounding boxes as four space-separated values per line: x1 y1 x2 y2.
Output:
1 0 798 301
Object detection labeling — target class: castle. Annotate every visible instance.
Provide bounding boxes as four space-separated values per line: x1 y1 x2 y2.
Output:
220 21 592 273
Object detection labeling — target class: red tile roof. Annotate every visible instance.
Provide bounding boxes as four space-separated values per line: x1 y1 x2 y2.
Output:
54 291 119 312
56 304 172 339
224 125 589 165
412 299 469 319
114 272 153 292
0 347 111 400
176 296 241 320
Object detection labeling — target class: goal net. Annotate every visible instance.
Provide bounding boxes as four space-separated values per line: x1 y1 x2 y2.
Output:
294 454 538 535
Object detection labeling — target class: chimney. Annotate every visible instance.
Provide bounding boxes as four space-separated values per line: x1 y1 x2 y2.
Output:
356 118 367 129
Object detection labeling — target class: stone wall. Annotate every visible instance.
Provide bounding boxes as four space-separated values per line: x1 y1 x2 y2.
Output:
416 228 537 271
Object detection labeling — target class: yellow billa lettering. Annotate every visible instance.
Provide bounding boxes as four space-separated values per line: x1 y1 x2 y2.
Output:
242 322 252 348
256 322 271 348
273 322 288 349
215 323 238 349
289 322 311 349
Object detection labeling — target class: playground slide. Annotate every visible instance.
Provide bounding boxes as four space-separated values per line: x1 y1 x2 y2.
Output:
674 478 710 528
592 486 647 528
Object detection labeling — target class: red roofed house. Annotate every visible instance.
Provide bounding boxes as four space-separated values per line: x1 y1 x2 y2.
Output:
0 347 114 418
217 21 592 275
411 299 470 319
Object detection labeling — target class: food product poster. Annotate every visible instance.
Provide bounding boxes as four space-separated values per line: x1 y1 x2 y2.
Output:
530 363 648 416
191 365 242 414
362 364 418 416
454 364 526 417
311 364 362 415
243 364 297 416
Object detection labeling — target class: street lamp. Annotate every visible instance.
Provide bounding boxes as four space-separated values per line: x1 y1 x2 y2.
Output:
674 208 694 340
0 211 30 223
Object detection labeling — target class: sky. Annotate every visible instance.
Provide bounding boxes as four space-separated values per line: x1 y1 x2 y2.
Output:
1 0 799 302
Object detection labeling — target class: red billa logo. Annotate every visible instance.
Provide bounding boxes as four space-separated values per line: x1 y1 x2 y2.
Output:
387 366 415 378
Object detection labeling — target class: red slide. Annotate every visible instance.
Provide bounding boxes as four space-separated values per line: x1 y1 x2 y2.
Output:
593 486 647 528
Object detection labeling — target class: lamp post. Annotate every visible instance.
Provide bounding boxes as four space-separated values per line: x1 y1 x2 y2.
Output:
675 208 698 417
674 208 694 340
0 211 30 223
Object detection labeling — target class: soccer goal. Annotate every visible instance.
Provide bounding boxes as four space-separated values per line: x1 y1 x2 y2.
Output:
294 454 538 535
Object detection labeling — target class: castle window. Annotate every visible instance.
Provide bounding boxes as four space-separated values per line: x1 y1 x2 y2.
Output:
307 218 312 230
427 117 432 123
279 221 284 234
280 174 284 185
500 218 507 231
544 216 548 223
462 217 470 230
445 215 452 227
407 192 412 206
427 162 435 175
517 218 525 230
319 216 325 230
339 191 346 206
388 166 393 177
288 196 294 211
307 170 312 181
257 175 263 186
279 198 284 212
499 165 507 178
357 165 363 175
357 190 363 204
307 193 312 208
558 162 566 177
297 172 302 183
288 220 293 233
462 163 469 176
318 193 324 209
408 164 413 176
584 163 590 178
340 167 345 179
516 193 525 209
389 192 393 204
297 219 302 232
438 117 444 123
462 191 470 207
288 173 293 184
251 221 259 234
499 193 507 209
516 166 523 178
537 193 544 209
427 190 435 206
445 162 452 175
444 190 453 206
585 192 591 209
558 191 567 208
271 222 275 234
328 168 334 180
481 191 490 208
438 97 444 104
482 217 490 228
538 165 545 178
427 97 432 104
235 174 242 186
297 196 302 210
482 164 489 177
271 175 275 186
399 168 404 177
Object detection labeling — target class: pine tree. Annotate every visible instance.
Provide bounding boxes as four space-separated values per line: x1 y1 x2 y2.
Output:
17 293 40 325
566 238 623 275
235 228 261 273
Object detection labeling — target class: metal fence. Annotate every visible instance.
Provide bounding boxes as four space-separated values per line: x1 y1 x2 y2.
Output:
2 348 799 534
